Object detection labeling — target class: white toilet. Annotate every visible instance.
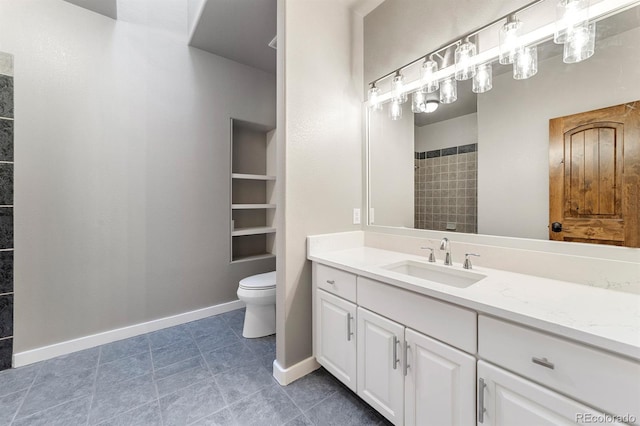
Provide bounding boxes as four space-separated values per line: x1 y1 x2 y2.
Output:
236 271 276 338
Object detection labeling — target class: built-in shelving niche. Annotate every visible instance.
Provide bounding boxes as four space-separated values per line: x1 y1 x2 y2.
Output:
230 119 276 263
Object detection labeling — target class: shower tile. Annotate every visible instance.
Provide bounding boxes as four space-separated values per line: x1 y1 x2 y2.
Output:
458 143 477 153
0 76 13 119
0 294 12 338
0 337 11 370
426 149 440 158
442 147 457 156
0 120 12 162
0 163 12 204
0 250 12 294
0 208 12 248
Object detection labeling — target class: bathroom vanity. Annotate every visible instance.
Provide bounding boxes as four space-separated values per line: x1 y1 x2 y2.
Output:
308 232 640 426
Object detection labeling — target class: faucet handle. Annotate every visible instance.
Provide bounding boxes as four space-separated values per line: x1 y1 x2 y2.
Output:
420 247 436 263
463 253 480 270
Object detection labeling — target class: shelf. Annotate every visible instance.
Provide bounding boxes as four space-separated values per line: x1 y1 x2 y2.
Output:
232 173 276 181
232 204 276 209
232 227 276 237
231 253 276 263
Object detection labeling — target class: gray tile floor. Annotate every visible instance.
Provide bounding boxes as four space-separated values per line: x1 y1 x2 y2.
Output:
0 309 390 426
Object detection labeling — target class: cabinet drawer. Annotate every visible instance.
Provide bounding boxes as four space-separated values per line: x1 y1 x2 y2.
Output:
314 263 357 302
357 277 476 354
479 315 640 423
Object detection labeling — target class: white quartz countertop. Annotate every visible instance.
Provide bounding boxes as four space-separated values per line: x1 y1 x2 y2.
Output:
308 246 640 361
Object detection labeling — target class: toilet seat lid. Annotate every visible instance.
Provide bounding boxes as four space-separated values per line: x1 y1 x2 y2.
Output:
239 271 276 290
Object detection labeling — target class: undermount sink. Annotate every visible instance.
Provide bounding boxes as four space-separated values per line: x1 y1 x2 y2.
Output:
381 260 486 288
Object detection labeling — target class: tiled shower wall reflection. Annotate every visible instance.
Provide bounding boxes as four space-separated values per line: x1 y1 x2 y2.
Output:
0 52 13 371
414 144 477 233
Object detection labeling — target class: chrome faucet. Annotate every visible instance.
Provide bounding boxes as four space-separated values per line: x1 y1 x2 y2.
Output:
463 253 480 269
420 247 436 262
439 238 452 266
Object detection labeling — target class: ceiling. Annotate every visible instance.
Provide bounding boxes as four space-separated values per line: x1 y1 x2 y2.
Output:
63 0 118 19
188 0 277 74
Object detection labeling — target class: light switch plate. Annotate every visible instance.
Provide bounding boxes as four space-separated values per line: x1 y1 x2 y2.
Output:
353 208 361 225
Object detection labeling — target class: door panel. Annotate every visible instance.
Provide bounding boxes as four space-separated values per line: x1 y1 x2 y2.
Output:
549 101 639 246
357 307 404 425
315 289 357 392
405 329 476 426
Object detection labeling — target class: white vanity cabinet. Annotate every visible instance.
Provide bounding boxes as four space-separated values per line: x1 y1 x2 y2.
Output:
313 263 358 392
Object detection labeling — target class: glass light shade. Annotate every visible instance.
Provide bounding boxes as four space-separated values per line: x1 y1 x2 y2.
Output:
513 46 538 80
439 77 457 104
563 22 596 63
392 73 408 104
554 0 589 44
499 19 522 65
389 99 403 120
420 60 439 93
412 90 427 113
368 85 382 111
455 41 477 81
473 63 493 93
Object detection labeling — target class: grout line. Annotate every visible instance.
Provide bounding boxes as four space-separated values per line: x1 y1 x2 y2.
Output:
10 361 44 424
84 346 102 426
146 337 164 426
0 117 13 121
12 395 89 426
0 248 14 252
0 292 13 297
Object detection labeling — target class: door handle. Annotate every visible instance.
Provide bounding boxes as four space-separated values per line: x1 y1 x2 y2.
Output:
532 356 555 369
551 222 563 233
403 341 410 376
392 336 400 370
346 313 354 341
478 378 486 423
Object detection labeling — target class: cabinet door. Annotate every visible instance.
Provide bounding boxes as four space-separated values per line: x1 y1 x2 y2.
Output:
314 289 357 392
405 329 476 426
357 307 404 425
477 361 627 426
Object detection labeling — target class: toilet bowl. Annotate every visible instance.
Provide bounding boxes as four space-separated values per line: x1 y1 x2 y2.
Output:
237 271 276 338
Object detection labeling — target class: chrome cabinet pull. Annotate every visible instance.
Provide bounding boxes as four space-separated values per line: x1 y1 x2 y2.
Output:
478 378 486 423
403 341 410 376
392 336 400 370
532 356 555 370
326 279 335 285
346 313 354 341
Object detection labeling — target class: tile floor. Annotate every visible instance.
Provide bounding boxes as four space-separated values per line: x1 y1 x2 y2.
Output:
0 308 390 425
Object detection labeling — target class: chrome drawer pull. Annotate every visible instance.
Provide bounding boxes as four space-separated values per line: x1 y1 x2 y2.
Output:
478 378 486 423
346 313 354 341
403 341 410 377
392 336 400 370
326 279 335 285
532 357 555 370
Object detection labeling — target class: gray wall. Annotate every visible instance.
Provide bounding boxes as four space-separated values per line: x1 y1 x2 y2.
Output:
415 113 477 152
277 0 363 369
0 0 276 352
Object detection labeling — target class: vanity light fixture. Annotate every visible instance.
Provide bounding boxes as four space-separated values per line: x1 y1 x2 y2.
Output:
554 0 590 44
499 14 523 64
411 89 427 113
440 77 458 104
420 55 440 93
392 71 408 104
563 21 596 63
454 39 477 81
513 45 538 80
424 100 439 113
389 99 403 120
368 83 383 111
473 63 493 93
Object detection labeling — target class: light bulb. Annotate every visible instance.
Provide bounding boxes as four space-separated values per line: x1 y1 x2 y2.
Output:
392 73 407 104
563 21 595 63
368 84 382 111
424 100 439 113
389 99 403 120
473 63 493 93
440 77 457 104
513 46 538 80
555 0 589 44
420 59 439 93
455 41 477 81
499 17 522 65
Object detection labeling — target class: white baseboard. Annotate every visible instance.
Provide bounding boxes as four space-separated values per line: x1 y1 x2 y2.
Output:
272 356 320 385
13 300 245 368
